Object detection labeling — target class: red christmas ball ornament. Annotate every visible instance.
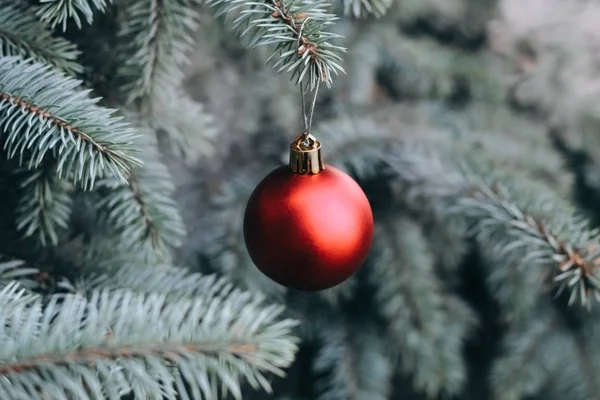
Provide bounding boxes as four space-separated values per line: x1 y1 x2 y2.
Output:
243 133 374 291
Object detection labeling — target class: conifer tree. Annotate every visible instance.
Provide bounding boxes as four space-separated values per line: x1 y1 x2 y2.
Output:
0 0 298 398
1 0 600 399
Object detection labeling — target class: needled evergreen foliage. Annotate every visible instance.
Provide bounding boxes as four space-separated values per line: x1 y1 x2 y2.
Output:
1 0 600 399
0 0 298 398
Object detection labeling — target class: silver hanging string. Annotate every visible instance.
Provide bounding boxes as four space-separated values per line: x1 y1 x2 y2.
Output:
299 82 308 131
299 74 321 138
306 79 320 134
296 17 321 140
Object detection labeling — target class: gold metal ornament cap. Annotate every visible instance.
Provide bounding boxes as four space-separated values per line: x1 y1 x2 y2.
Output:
289 133 324 175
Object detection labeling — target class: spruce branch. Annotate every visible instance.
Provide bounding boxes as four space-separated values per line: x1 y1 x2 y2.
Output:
490 305 600 400
36 0 112 31
383 137 600 309
115 0 200 104
318 276 357 307
317 111 471 283
207 0 346 88
490 312 569 400
197 166 288 297
313 324 392 400
73 265 233 303
0 57 142 190
0 259 38 290
150 89 218 165
95 129 185 264
53 230 150 277
342 0 393 18
15 165 73 247
314 116 397 177
370 216 476 398
0 0 82 75
375 34 503 103
456 171 600 310
317 109 600 309
0 282 298 399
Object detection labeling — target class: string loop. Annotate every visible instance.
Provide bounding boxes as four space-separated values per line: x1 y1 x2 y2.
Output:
297 17 321 139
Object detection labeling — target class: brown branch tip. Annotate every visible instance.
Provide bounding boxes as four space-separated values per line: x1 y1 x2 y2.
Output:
269 0 327 79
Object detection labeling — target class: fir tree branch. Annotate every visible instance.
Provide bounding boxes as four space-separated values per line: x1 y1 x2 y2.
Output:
0 1 82 75
50 229 149 279
315 107 600 310
0 57 142 190
15 166 73 247
0 259 38 290
206 0 346 88
313 109 596 312
316 112 470 285
196 166 288 297
490 310 589 400
491 316 559 399
370 216 476 398
318 277 357 307
115 0 200 104
574 319 600 400
0 282 298 399
95 128 185 264
313 323 392 400
457 171 600 309
150 89 218 165
315 116 397 176
375 34 503 103
71 265 233 303
383 138 600 309
36 0 112 31
341 0 393 18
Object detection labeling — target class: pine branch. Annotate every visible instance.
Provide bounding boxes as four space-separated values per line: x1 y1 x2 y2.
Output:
70 264 233 302
313 108 588 316
150 89 218 165
490 310 585 400
36 0 112 31
0 57 142 190
95 126 185 264
573 318 600 400
197 166 288 297
371 216 476 398
425 104 572 194
206 0 346 88
322 112 471 280
0 282 299 399
0 259 38 290
318 277 357 307
15 165 73 247
455 168 600 310
342 0 393 18
0 0 82 75
375 33 503 103
315 116 397 177
115 0 200 104
316 106 600 309
371 131 600 309
52 230 149 278
313 323 392 400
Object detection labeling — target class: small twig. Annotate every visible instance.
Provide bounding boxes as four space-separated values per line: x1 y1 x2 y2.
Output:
127 175 161 248
0 92 123 160
269 0 328 79
0 342 258 375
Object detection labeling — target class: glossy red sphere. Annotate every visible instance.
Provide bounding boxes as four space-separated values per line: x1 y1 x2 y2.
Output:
243 165 374 291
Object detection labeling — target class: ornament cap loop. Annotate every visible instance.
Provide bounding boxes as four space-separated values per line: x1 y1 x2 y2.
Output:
289 133 324 175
